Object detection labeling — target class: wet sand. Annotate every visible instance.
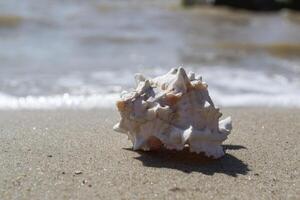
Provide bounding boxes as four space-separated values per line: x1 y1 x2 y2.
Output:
0 108 299 199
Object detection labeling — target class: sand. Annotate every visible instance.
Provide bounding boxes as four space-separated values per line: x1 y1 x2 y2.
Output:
0 108 299 200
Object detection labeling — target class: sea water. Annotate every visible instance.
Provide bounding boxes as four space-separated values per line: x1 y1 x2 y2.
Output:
0 0 300 109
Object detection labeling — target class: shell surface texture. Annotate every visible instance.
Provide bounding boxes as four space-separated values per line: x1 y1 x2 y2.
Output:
113 67 232 159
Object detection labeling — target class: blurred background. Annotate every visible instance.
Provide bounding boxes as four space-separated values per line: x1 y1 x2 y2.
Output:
0 0 299 109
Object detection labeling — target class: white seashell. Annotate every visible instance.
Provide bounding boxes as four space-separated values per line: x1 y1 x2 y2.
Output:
113 67 232 159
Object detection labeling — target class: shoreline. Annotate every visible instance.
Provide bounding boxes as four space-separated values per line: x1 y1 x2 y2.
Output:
0 108 299 199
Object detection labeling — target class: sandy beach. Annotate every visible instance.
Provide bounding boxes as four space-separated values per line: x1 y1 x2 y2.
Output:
0 108 299 199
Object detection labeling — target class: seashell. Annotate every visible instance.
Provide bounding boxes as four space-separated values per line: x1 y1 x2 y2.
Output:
113 67 232 158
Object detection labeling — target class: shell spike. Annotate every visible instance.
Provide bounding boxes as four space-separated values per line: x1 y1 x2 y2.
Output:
172 68 191 93
219 117 232 135
188 71 195 81
113 122 127 133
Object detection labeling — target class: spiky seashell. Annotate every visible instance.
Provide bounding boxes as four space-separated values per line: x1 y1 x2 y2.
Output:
113 67 232 159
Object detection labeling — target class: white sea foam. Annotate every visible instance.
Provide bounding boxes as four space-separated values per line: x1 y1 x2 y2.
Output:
211 92 300 107
0 93 119 110
0 73 299 110
0 90 299 110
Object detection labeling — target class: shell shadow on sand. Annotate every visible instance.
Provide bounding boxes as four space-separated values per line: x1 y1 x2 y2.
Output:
124 145 249 177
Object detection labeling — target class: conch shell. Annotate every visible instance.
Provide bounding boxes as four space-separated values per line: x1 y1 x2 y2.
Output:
113 67 232 158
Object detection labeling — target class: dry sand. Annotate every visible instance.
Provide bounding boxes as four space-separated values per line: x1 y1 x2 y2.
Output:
0 108 299 200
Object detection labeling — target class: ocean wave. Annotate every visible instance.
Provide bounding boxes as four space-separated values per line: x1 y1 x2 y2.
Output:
0 93 119 110
0 91 299 110
210 92 300 107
